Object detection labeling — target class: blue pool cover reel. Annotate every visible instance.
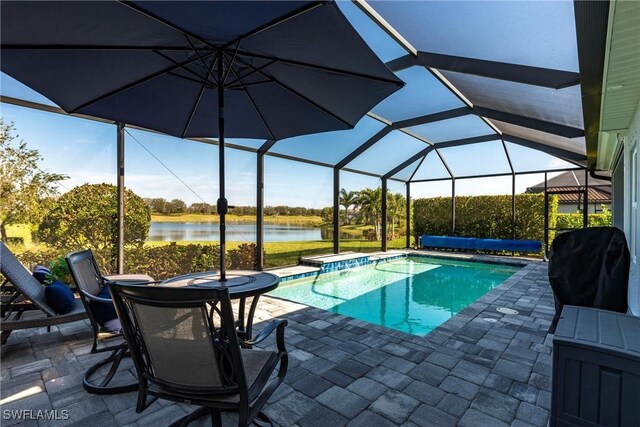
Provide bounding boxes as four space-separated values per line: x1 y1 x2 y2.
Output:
420 235 542 252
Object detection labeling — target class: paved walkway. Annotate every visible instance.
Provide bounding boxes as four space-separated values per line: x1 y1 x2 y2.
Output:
1 261 554 426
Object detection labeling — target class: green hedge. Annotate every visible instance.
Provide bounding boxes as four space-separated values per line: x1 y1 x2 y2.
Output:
14 243 262 282
556 211 612 229
413 194 557 244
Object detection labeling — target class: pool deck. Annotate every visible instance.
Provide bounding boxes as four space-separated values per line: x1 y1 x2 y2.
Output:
1 255 554 426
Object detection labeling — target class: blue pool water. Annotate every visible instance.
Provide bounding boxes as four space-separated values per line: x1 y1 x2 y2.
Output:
269 256 521 335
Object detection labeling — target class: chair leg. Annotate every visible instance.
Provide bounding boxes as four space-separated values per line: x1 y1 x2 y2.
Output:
83 347 137 395
1 330 12 345
211 410 222 427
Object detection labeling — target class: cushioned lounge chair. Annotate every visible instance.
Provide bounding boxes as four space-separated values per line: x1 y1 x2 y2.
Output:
0 242 87 344
66 249 155 394
108 281 288 427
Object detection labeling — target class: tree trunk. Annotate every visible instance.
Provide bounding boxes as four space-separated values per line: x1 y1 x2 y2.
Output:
0 221 7 243
391 217 395 240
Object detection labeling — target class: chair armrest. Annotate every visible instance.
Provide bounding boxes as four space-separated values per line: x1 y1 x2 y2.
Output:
79 289 112 304
241 319 288 349
102 277 161 288
103 274 154 283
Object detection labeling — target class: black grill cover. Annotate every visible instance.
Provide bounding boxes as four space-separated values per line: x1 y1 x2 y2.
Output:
548 227 630 333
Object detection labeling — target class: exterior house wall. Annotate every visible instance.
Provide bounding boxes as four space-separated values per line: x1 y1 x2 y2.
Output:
612 159 624 229
623 101 640 315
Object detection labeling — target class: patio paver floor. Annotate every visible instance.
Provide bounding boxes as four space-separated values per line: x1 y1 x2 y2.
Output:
1 260 554 426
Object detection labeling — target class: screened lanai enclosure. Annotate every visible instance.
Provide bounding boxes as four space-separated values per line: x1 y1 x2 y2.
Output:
1 0 606 275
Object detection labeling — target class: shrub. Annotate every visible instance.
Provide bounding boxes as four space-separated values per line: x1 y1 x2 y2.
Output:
227 243 264 270
556 207 612 230
38 183 151 251
16 249 74 285
413 193 558 248
363 229 378 241
122 243 219 280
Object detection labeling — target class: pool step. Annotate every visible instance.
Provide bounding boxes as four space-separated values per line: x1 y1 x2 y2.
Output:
299 252 371 272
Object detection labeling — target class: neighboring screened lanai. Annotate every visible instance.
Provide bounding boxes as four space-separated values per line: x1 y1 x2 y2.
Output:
1 0 605 269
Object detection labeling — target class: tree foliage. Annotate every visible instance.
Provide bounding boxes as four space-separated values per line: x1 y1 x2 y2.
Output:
38 183 150 252
349 187 406 240
339 189 358 225
413 193 558 245
556 205 612 229
0 120 67 242
143 197 323 217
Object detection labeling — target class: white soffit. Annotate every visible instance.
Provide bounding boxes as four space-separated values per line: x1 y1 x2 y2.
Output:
600 0 640 133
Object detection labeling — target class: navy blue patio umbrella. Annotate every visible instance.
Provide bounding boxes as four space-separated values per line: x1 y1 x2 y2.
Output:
1 1 403 279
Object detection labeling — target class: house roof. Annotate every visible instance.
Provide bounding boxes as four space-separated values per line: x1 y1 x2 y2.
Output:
526 171 611 204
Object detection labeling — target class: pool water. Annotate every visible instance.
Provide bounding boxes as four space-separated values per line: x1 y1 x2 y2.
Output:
269 256 521 335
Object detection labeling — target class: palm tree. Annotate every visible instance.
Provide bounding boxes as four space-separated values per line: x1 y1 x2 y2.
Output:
357 187 383 239
387 192 406 239
339 189 358 225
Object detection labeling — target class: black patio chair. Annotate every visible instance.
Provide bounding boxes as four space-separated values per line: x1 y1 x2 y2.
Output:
66 249 155 394
107 281 288 427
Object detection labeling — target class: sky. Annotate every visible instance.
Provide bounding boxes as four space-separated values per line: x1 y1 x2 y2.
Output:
0 1 576 209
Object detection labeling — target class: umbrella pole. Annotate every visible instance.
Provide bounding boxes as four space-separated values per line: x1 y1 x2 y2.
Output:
217 50 227 281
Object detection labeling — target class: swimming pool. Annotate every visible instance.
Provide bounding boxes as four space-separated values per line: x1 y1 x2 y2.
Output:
269 256 521 335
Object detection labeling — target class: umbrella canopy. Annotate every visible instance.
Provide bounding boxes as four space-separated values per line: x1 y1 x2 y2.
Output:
1 0 403 279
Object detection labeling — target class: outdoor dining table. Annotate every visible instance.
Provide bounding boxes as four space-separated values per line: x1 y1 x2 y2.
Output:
160 270 280 343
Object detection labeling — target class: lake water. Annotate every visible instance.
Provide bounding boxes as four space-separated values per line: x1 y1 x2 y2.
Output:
148 221 326 242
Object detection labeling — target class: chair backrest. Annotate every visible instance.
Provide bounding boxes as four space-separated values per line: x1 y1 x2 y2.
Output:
0 242 56 316
66 249 103 297
108 282 248 395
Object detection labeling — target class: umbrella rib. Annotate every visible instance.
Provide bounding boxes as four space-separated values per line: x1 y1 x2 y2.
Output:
221 2 327 49
68 51 216 114
155 50 218 87
224 58 276 141
225 60 277 88
0 44 196 51
233 56 355 130
226 80 272 90
181 56 219 138
183 35 218 83
222 44 241 85
116 1 217 50
228 49 403 86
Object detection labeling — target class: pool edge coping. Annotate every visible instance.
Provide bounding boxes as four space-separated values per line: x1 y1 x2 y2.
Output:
270 250 538 282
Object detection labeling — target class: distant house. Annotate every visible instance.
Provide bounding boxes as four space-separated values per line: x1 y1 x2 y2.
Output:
526 171 611 214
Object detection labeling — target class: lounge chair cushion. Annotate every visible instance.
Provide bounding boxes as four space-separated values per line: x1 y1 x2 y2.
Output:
33 265 53 284
44 280 75 314
90 286 119 330
31 265 74 315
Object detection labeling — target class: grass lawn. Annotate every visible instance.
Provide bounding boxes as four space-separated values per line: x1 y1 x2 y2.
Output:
146 238 407 268
338 224 373 237
5 224 34 247
151 213 322 225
